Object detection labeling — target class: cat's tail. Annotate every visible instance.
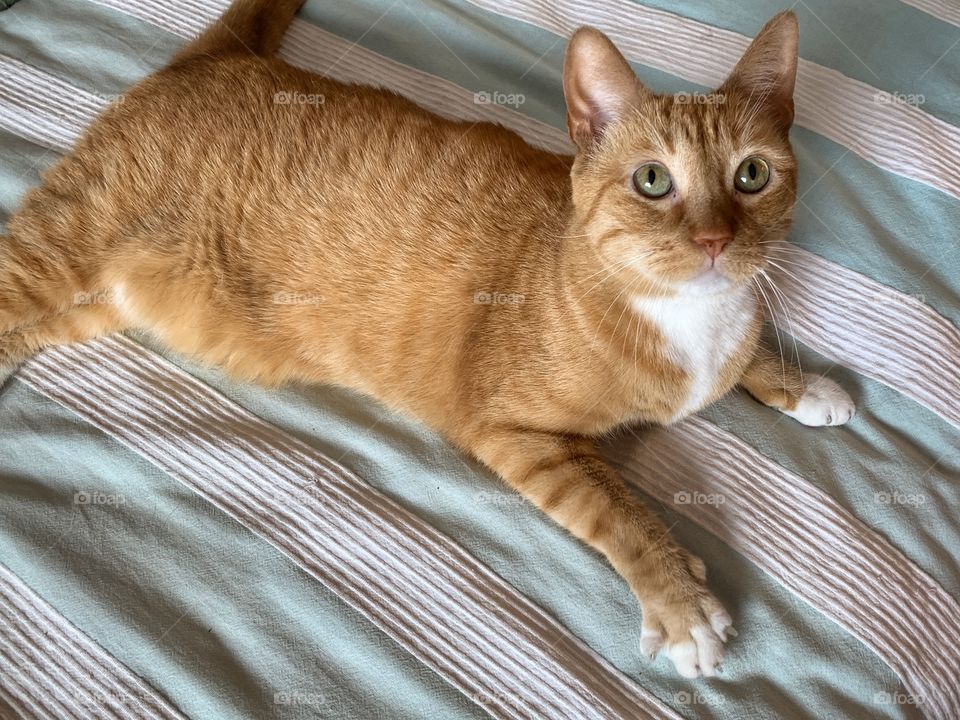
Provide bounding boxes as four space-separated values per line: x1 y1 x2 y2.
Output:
172 0 305 62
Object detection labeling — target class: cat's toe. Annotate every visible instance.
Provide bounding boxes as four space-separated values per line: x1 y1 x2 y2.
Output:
659 602 729 678
781 374 855 427
640 574 732 678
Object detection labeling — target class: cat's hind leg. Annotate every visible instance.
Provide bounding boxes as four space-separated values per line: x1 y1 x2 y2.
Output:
0 126 137 333
0 295 124 387
0 234 89 334
0 184 114 336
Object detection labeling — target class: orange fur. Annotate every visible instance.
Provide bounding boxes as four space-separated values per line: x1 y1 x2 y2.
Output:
0 2 821 675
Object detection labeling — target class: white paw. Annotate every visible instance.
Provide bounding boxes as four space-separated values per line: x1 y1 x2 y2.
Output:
639 558 734 678
0 365 15 388
642 607 732 678
781 374 855 427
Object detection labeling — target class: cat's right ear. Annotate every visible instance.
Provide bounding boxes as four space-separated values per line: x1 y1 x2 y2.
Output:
563 27 646 150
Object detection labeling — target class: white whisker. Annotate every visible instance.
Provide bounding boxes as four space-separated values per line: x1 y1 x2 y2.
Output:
752 275 788 393
760 270 803 377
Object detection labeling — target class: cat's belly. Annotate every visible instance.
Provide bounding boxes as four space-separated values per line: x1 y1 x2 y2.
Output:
632 285 759 423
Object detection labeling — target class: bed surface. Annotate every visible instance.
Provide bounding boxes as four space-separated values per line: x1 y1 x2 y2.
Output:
1 1 958 718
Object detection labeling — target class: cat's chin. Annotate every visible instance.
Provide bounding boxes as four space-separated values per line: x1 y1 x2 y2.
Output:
676 267 738 297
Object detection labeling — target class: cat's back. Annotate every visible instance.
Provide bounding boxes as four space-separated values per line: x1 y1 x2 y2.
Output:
87 54 568 244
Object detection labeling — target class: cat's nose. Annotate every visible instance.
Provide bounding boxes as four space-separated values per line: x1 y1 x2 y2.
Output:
692 233 732 260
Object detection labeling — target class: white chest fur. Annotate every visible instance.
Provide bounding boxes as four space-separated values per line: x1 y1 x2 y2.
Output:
632 285 756 421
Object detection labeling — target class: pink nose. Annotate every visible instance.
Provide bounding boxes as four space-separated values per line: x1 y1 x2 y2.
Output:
692 234 732 260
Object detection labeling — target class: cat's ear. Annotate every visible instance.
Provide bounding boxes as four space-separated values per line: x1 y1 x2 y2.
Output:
720 11 799 128
563 27 647 150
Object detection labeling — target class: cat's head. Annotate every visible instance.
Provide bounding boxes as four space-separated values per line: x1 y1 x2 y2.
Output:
563 12 799 295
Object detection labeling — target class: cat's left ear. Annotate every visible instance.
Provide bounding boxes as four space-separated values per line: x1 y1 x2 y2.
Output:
563 27 648 150
720 11 799 129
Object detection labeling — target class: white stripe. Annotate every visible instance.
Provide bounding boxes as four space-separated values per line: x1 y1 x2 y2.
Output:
763 247 960 429
0 56 103 152
462 0 960 200
15 336 682 720
899 0 960 27
603 418 960 720
2 44 957 431
280 24 571 154
0 563 187 720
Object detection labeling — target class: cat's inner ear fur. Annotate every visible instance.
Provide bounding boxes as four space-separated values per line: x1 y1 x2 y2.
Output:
719 11 799 129
563 27 648 150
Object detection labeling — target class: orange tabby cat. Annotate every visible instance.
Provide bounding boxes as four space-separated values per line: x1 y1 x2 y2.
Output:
0 0 854 677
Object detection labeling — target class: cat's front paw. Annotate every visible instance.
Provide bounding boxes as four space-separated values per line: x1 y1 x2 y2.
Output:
637 556 734 678
781 374 855 427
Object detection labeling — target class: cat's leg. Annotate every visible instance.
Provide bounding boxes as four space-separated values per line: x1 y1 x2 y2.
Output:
468 429 733 678
0 303 124 387
0 229 97 334
0 174 116 337
739 344 855 426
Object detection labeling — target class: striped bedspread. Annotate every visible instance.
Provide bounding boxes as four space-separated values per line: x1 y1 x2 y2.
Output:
1 0 958 718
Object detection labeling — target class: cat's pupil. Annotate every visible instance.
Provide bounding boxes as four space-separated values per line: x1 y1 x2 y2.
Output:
748 163 757 180
647 168 656 186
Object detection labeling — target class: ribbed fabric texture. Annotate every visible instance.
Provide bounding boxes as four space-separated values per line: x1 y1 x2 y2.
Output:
16 336 682 720
900 0 960 26
0 563 187 720
605 419 960 720
764 246 960 430
0 55 91 152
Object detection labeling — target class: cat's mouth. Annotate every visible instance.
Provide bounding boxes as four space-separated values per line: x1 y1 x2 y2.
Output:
681 249 768 294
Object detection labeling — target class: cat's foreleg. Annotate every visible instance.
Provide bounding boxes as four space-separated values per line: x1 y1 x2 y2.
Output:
739 344 855 426
469 428 733 678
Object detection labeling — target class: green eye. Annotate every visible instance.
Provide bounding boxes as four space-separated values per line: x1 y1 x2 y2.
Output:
633 163 673 198
734 156 770 193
